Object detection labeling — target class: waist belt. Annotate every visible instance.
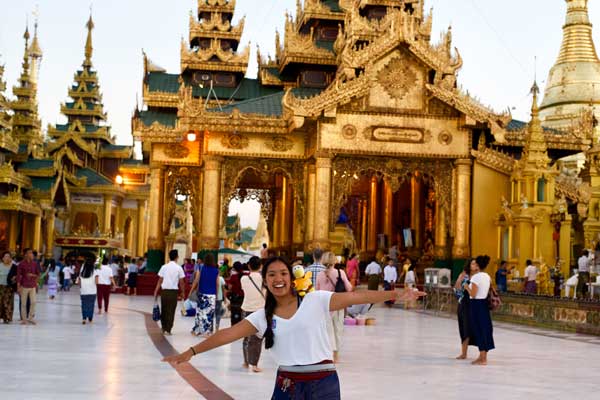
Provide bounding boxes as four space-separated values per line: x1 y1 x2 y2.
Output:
278 362 335 373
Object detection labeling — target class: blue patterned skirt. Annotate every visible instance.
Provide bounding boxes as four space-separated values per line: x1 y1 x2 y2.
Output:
192 293 216 335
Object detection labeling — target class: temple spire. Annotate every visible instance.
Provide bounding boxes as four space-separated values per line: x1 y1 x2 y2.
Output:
20 26 31 83
522 81 550 170
84 14 94 68
556 0 598 65
28 16 43 86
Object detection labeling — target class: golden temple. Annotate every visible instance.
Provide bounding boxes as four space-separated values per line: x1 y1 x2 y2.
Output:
1 0 599 280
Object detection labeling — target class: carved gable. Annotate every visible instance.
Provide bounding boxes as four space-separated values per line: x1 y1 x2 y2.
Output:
369 49 425 110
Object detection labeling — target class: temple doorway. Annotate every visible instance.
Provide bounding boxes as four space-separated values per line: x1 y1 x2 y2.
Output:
334 170 442 260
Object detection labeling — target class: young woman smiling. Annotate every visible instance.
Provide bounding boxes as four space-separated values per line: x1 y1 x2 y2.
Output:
163 257 425 399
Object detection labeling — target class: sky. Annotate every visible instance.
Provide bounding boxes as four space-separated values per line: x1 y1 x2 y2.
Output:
1 0 599 229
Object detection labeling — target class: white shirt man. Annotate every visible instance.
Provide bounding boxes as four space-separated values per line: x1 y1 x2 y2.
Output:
365 261 382 276
157 260 185 290
578 254 590 273
97 264 114 286
524 263 538 282
154 250 185 335
383 264 398 283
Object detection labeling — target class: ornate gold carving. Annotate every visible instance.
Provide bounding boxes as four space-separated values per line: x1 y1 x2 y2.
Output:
438 131 453 145
221 132 249 149
180 39 249 73
265 136 294 152
377 56 418 100
341 124 357 140
371 127 426 143
164 144 190 159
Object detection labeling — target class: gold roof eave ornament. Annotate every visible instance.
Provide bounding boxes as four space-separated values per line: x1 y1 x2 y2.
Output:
142 83 179 108
180 38 249 73
189 12 244 41
279 18 337 72
198 0 236 14
0 190 41 215
297 0 345 29
0 161 33 189
132 118 181 144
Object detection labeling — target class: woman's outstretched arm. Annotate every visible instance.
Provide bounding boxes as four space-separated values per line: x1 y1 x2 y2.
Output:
162 320 258 365
329 289 426 312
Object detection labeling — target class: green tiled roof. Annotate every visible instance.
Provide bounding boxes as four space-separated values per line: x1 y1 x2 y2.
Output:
55 123 101 133
102 144 130 151
19 159 54 170
30 177 55 191
65 101 98 110
213 87 323 117
121 159 145 165
507 119 563 134
139 110 177 128
240 229 256 243
18 144 28 154
323 0 342 12
315 40 335 53
76 70 97 77
146 72 281 101
216 92 285 116
76 168 113 187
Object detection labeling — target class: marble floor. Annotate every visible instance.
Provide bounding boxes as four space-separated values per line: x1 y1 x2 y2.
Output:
1 289 599 400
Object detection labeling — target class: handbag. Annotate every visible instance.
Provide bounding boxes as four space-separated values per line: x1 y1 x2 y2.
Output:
152 302 161 321
327 269 347 293
487 285 502 311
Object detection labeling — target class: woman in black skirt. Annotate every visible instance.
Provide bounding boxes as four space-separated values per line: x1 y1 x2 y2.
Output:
454 259 477 359
463 255 495 365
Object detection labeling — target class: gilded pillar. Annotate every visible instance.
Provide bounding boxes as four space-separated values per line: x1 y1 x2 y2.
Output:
45 210 55 258
360 200 368 252
305 164 316 247
312 156 332 249
278 176 289 247
452 159 472 258
367 176 378 252
148 166 165 250
292 191 303 249
195 172 204 251
33 214 42 253
136 199 146 257
434 203 447 258
200 156 222 249
411 175 422 248
382 179 393 246
8 213 18 251
103 195 113 235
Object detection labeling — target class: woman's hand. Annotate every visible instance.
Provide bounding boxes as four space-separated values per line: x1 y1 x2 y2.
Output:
395 288 426 302
162 349 193 365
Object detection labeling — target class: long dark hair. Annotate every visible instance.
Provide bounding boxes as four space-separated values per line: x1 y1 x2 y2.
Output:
48 259 56 272
80 258 95 279
261 256 294 350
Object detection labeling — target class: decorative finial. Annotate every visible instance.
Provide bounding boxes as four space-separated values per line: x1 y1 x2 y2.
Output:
84 11 95 67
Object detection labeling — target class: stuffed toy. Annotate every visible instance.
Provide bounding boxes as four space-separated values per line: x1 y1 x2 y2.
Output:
293 264 314 297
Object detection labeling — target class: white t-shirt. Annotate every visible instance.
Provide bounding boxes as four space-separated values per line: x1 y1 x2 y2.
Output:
158 261 185 290
246 291 333 366
80 271 99 295
405 270 416 284
241 272 265 312
524 265 538 281
217 276 226 301
578 256 590 273
63 267 73 279
365 262 382 275
110 263 120 277
469 272 491 299
383 265 398 283
97 265 113 285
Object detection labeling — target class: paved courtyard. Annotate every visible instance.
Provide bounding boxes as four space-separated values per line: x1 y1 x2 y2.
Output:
2 289 599 400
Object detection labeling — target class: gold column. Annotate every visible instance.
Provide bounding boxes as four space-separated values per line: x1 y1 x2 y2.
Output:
148 166 165 250
411 175 422 249
496 226 502 259
195 172 204 252
292 190 303 249
305 164 316 246
32 214 42 253
103 195 113 235
434 203 447 258
136 199 146 256
279 176 289 247
360 199 368 252
8 213 18 251
382 179 393 246
312 156 332 249
200 156 222 249
452 159 472 258
367 176 378 252
45 211 55 258
533 225 539 260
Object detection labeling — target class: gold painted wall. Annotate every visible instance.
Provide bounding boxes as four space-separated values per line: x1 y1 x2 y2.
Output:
471 161 510 277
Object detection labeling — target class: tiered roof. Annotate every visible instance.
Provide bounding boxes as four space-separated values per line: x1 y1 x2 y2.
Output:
0 64 18 154
10 27 42 153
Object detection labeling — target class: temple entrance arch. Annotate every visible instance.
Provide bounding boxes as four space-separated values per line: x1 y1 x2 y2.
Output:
163 166 201 259
220 159 305 255
330 157 453 259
